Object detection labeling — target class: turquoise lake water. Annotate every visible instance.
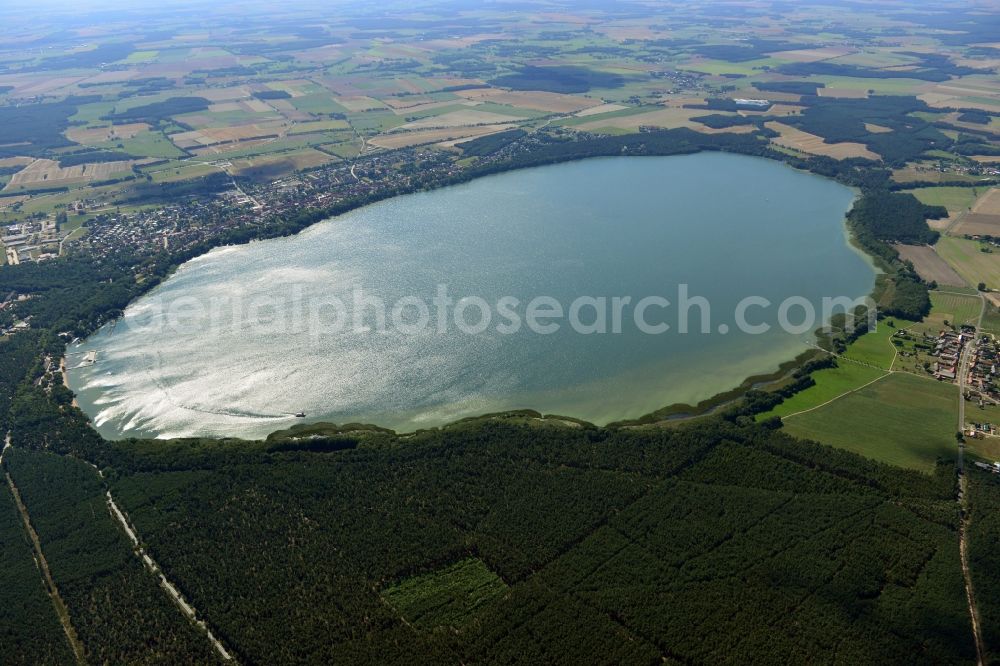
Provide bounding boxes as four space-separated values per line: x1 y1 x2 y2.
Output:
68 153 875 439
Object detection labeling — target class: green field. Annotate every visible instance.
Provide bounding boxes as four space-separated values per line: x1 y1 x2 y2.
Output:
928 290 983 328
905 186 983 211
380 557 507 629
289 93 349 116
762 362 887 419
936 236 1000 290
843 319 916 369
782 372 956 472
97 130 186 159
982 304 1000 334
124 50 159 63
967 434 1000 463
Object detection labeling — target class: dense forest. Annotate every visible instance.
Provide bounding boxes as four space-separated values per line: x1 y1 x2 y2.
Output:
0 483 75 665
782 96 953 166
18 411 967 665
967 469 1000 665
848 191 944 245
490 65 626 93
0 100 991 662
0 96 100 157
4 449 222 664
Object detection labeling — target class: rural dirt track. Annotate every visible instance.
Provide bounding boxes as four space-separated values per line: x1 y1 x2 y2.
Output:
88 459 237 663
956 293 986 665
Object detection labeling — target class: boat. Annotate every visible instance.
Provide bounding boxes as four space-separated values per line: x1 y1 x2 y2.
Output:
294 411 306 418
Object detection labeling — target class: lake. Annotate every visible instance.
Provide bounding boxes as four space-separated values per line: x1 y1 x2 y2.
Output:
68 153 875 439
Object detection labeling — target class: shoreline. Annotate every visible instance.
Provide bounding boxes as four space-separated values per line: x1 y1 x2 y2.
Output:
63 146 884 441
60 357 79 409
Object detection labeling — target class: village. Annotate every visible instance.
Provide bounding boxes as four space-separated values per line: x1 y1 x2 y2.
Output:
2 218 64 264
928 326 1000 438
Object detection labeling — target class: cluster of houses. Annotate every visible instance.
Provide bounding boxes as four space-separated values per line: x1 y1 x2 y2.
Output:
2 219 61 264
966 334 1000 397
74 145 460 269
957 333 1000 440
931 329 971 381
0 291 31 335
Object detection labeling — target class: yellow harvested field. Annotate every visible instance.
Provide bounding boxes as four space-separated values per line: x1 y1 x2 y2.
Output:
973 188 1000 216
952 189 1000 235
268 99 313 122
929 213 958 231
748 91 802 104
5 158 136 189
263 80 312 97
660 96 711 108
575 107 703 131
383 96 451 110
865 123 893 133
66 122 149 144
13 76 85 96
575 103 629 117
0 157 34 168
400 109 523 130
288 120 350 134
766 121 880 160
743 103 801 117
198 87 251 102
243 99 274 113
817 88 869 99
189 138 277 157
170 121 287 148
335 96 387 112
953 214 1000 236
389 99 466 116
919 78 1000 112
370 124 515 150
208 102 243 113
893 244 966 286
231 148 333 174
455 88 602 113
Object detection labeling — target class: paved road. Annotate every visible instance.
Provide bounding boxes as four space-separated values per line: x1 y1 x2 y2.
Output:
957 291 987 468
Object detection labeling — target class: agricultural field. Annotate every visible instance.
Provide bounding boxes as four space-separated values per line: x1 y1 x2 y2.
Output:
894 244 966 286
952 188 1000 235
929 290 984 328
0 0 994 234
758 322 919 421
764 122 880 160
5 1 1000 663
904 186 984 212
370 125 514 150
4 158 137 191
844 319 918 369
982 304 1000 335
782 372 956 472
761 362 888 420
936 236 1000 290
